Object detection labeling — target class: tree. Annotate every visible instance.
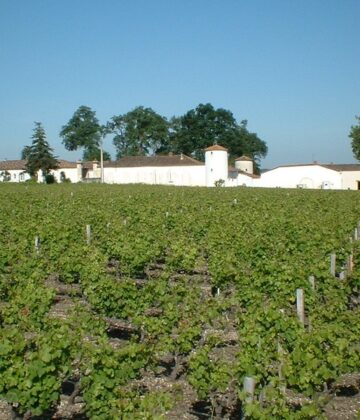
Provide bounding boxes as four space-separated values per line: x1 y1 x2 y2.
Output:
110 106 169 159
21 145 32 160
25 122 58 178
225 119 268 170
169 103 267 169
169 103 238 160
83 146 111 161
0 171 11 182
60 105 110 160
349 116 360 161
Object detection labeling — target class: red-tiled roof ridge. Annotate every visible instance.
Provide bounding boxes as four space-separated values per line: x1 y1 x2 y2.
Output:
235 155 253 161
321 164 360 172
0 160 27 170
57 159 77 169
204 144 228 152
104 154 204 168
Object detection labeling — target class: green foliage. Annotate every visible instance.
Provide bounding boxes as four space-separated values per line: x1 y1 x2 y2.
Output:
45 173 56 184
82 145 111 161
0 323 72 416
81 343 149 419
0 170 11 182
24 122 58 178
60 105 102 160
0 184 359 417
349 115 360 161
110 106 169 159
189 345 233 399
169 103 267 164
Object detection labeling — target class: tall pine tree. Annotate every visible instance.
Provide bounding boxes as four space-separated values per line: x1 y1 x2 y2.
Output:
25 122 58 178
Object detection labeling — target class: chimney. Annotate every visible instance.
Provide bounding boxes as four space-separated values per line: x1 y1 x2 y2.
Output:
180 153 184 160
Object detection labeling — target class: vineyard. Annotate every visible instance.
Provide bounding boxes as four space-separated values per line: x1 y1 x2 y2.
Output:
0 183 359 419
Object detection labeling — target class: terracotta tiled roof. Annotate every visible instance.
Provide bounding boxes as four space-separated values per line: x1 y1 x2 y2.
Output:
57 160 77 169
104 154 204 168
0 159 77 171
322 164 360 172
0 160 27 170
204 144 228 152
235 155 253 161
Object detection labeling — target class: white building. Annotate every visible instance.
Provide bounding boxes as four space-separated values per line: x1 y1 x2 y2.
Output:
255 163 360 190
1 147 360 190
0 160 30 182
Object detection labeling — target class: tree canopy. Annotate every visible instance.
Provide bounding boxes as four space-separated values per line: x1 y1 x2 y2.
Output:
83 146 111 162
110 106 169 159
24 122 58 178
349 116 360 161
59 103 268 169
60 105 110 160
169 103 267 166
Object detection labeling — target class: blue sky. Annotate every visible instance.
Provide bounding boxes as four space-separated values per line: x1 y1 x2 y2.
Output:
1 0 359 168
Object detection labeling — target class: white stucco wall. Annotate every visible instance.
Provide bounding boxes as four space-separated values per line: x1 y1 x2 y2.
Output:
205 150 228 187
104 165 206 186
225 173 254 187
50 168 79 183
339 171 360 190
235 160 254 174
255 165 342 189
0 169 30 182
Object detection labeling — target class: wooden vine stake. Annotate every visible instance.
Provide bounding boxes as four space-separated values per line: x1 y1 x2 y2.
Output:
308 275 315 290
354 227 358 241
34 236 40 253
86 224 91 245
330 253 336 277
296 288 305 326
277 340 284 381
347 252 354 274
243 376 256 403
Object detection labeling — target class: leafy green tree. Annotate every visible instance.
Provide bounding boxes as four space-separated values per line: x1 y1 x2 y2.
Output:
170 103 238 160
60 105 110 160
25 122 58 178
170 103 267 167
349 116 360 160
83 146 111 161
21 145 32 160
226 119 268 171
110 106 169 159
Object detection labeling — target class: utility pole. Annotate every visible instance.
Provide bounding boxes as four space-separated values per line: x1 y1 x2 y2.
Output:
100 137 104 184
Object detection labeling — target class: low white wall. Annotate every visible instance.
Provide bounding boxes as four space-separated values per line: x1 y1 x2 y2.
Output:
0 170 30 182
255 166 342 189
340 171 360 190
104 166 206 186
51 168 79 183
225 173 254 187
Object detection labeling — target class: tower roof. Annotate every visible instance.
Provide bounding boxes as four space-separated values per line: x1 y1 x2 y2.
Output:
235 155 253 161
205 144 228 152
